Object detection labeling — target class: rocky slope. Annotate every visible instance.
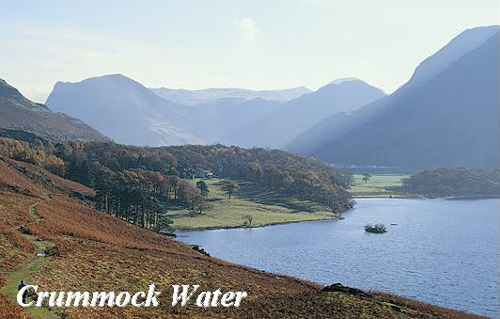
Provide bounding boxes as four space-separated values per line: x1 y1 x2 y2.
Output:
0 78 107 143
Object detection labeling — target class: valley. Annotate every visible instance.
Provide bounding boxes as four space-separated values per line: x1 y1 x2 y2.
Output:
0 13 498 319
0 154 484 319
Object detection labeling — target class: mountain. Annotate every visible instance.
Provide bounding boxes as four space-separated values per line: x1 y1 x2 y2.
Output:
44 76 383 149
288 26 500 169
190 97 283 143
46 74 202 146
407 25 499 88
151 86 311 105
222 79 386 148
0 78 107 142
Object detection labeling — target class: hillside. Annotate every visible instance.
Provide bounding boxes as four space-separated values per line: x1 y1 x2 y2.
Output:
0 78 107 143
224 79 386 149
152 86 311 105
402 167 500 198
287 26 500 169
0 132 354 233
45 74 202 146
0 152 487 319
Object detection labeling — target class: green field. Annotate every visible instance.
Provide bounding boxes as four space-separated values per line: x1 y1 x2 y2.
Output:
166 175 409 230
348 174 408 197
166 178 336 230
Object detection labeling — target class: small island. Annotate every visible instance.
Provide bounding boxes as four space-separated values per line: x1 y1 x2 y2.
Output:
364 224 387 233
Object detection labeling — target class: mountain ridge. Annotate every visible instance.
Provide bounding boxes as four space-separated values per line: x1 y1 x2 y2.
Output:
221 78 387 148
45 74 386 149
151 86 311 105
46 74 203 146
288 27 500 169
0 78 108 143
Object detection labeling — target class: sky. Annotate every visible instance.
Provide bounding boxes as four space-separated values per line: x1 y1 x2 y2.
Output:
0 0 498 103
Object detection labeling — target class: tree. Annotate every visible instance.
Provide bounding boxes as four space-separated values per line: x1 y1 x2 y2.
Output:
362 172 373 184
0 137 354 225
154 213 173 233
243 214 253 226
341 171 354 188
194 196 212 214
196 180 209 197
164 176 180 200
177 180 198 209
221 180 240 199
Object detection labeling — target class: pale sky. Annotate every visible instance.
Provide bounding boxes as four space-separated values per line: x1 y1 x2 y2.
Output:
0 0 498 103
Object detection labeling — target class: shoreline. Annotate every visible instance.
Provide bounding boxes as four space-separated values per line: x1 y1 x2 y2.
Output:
444 195 500 200
174 214 342 232
351 193 420 199
174 197 499 318
173 194 500 232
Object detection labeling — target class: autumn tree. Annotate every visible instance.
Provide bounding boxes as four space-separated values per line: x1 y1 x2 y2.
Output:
194 196 212 214
0 136 355 224
222 180 240 199
177 180 198 209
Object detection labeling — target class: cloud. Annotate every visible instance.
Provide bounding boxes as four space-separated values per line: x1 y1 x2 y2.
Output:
0 21 245 101
0 22 135 101
233 17 260 50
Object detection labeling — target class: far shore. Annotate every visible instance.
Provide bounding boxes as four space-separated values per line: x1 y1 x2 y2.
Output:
444 194 500 200
351 193 420 199
174 214 341 232
174 194 500 232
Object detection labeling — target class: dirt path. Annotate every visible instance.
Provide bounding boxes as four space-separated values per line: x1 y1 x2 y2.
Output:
2 203 62 319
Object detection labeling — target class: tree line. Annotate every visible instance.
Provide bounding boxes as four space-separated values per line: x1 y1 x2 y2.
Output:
403 167 500 198
0 133 354 232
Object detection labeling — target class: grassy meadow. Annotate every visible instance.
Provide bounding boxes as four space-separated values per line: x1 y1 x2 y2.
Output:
348 174 408 197
166 178 337 230
167 175 411 230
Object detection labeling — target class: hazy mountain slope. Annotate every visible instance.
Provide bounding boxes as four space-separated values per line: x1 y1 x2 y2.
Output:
0 78 107 142
408 25 499 87
301 30 500 169
46 74 202 146
287 26 500 156
190 97 283 143
223 79 386 148
152 86 311 105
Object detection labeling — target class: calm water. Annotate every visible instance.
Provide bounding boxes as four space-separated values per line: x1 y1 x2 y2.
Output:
177 199 500 318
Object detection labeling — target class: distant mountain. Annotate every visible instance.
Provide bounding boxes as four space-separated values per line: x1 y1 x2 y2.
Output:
222 79 386 148
191 97 283 144
0 78 107 142
288 26 500 169
46 74 202 146
151 86 311 105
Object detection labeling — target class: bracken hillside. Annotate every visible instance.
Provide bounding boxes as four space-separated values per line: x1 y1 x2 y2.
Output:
0 154 488 318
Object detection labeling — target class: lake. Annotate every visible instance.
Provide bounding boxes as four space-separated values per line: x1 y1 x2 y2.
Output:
176 198 500 318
